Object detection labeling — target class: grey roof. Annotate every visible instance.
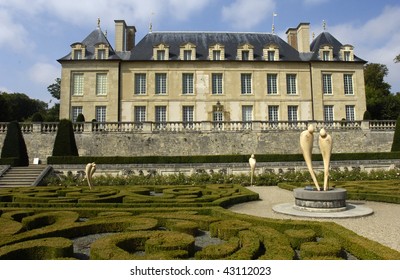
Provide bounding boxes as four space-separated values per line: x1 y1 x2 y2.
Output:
58 28 120 61
128 31 302 61
310 32 366 62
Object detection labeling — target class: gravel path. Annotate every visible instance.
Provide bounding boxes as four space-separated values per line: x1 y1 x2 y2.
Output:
229 186 400 252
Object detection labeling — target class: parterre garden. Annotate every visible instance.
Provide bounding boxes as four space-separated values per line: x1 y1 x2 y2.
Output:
1 183 399 260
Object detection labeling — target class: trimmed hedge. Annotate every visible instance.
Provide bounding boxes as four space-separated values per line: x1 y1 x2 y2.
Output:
47 152 400 165
0 121 29 166
52 119 78 157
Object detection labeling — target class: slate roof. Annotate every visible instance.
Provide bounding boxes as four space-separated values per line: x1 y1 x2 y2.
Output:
58 28 120 61
310 32 366 62
128 31 302 61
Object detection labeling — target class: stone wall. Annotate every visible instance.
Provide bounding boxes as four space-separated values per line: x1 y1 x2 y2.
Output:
0 128 395 164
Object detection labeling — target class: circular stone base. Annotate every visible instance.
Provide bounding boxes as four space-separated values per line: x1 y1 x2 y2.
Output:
294 187 347 209
272 203 374 218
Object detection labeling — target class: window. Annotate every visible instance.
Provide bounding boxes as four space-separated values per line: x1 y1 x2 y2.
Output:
241 74 252 94
322 74 332 95
344 51 351 61
213 110 223 129
155 73 167 95
345 105 355 121
242 50 250 61
324 105 334 123
268 106 279 125
242 106 253 129
157 50 165 60
96 73 107 95
267 50 275 61
267 74 278 95
286 74 297 95
98 49 106 59
213 50 221 60
155 106 167 128
134 106 146 123
72 73 84 96
212 73 223 95
182 73 194 94
182 106 194 128
183 50 192 60
95 106 106 122
74 50 82 60
287 106 298 124
135 74 146 95
344 74 353 95
322 51 330 61
71 106 82 122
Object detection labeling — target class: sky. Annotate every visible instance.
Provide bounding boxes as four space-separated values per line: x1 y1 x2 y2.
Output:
1 0 399 105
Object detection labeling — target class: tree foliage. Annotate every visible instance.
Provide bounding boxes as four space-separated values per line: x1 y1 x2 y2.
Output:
364 63 400 120
391 115 400 152
47 78 61 100
1 121 29 166
52 119 79 156
0 92 47 122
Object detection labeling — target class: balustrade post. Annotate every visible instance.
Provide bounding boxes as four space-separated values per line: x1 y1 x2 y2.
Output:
361 120 370 131
32 123 42 133
83 122 93 133
252 121 262 132
142 122 152 132
201 121 212 132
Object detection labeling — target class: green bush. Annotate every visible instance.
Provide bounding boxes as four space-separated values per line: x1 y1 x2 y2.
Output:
391 115 400 152
0 121 29 166
52 119 79 156
75 114 85 122
31 112 44 122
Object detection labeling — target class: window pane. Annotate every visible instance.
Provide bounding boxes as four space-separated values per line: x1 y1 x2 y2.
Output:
241 74 252 94
157 50 165 60
345 105 355 121
212 73 223 94
184 50 192 60
323 74 332 94
267 74 277 94
95 106 106 122
98 49 105 59
324 105 334 122
286 74 297 94
268 106 279 122
344 74 353 95
268 50 275 61
72 73 84 96
182 106 194 128
71 106 82 122
155 73 167 95
134 106 146 123
182 73 194 94
242 51 249 60
155 106 167 123
323 51 330 61
287 106 298 122
213 50 221 60
135 74 146 95
96 73 107 95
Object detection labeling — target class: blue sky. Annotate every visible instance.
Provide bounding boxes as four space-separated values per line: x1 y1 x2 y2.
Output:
1 0 399 104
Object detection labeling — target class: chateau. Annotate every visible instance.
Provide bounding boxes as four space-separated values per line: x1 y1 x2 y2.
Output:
58 20 367 126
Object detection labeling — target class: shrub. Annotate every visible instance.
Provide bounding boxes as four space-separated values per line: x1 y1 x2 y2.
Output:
391 115 400 152
363 111 371 120
52 119 79 156
31 112 44 122
75 114 85 122
0 121 29 166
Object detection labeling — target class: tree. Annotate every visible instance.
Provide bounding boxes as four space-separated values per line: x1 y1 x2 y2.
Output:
391 115 400 152
395 54 400 63
52 119 79 156
47 78 61 100
0 92 47 122
364 63 399 119
1 121 29 166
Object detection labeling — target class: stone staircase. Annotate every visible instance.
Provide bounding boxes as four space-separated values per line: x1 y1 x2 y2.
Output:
0 165 52 187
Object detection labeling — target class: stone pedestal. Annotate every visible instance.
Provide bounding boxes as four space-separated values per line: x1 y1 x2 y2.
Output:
293 187 347 212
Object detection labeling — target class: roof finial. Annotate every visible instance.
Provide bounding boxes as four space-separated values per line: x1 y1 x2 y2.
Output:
272 12 278 34
105 30 107 38
323 20 327 31
97 17 101 28
149 12 155 33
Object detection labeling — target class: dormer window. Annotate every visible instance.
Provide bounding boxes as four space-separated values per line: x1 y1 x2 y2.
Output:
209 44 225 61
319 45 333 61
263 44 280 61
95 43 109 60
237 44 254 61
153 43 169 60
71 43 86 60
340 45 354 61
180 43 196 60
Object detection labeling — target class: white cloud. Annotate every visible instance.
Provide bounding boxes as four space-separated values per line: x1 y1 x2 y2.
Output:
28 62 60 86
0 9 30 51
329 5 400 92
222 0 276 30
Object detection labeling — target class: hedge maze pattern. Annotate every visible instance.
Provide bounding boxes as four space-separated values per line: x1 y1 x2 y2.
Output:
1 185 399 260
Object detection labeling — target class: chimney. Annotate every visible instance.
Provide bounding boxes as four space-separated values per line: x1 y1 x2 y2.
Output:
114 20 126 52
125 25 137 51
297 23 310 53
286 23 310 53
286 28 297 50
